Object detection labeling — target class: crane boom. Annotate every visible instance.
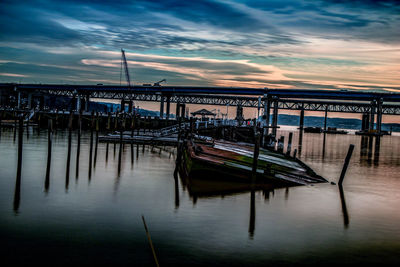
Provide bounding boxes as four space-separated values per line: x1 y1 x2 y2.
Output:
121 49 131 87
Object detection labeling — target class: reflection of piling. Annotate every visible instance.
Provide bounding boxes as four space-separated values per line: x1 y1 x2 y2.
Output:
45 119 53 191
249 190 255 238
338 185 349 228
75 111 81 178
173 170 180 209
142 216 160 267
14 117 24 212
106 140 109 162
374 136 381 165
338 144 354 186
65 112 72 189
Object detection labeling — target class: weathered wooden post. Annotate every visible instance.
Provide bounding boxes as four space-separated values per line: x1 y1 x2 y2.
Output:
45 119 53 191
75 110 82 178
13 115 17 142
14 116 24 212
286 132 293 156
277 136 284 153
65 111 73 189
252 132 261 184
118 114 123 175
88 111 94 179
93 112 99 168
338 144 355 186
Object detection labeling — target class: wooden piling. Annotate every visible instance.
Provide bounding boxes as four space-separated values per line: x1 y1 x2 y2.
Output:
286 132 293 156
118 115 123 175
251 132 261 184
45 119 53 191
75 110 81 178
94 112 99 168
277 136 284 153
338 144 354 186
293 149 297 159
88 111 94 179
14 116 24 212
65 112 72 189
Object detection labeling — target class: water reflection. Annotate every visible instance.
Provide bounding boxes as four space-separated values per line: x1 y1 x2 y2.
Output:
338 185 349 228
249 190 255 238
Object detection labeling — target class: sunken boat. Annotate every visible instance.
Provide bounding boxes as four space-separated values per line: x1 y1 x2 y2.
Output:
180 138 327 187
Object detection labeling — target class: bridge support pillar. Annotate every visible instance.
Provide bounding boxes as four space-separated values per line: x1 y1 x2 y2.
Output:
160 96 164 119
17 91 21 109
272 98 278 137
263 96 271 135
27 93 33 109
121 99 125 112
180 104 186 119
85 95 90 112
369 100 376 131
39 95 44 110
176 101 181 119
376 98 383 134
323 106 328 131
166 96 171 120
299 108 304 131
128 101 133 113
362 113 369 131
76 96 81 112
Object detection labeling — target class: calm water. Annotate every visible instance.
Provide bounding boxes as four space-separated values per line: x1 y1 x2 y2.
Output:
1 126 400 266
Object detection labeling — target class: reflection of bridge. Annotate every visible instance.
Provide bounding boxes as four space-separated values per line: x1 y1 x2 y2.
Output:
1 83 400 135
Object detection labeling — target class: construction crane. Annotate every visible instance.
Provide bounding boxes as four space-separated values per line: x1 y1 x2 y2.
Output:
153 79 166 86
120 48 132 87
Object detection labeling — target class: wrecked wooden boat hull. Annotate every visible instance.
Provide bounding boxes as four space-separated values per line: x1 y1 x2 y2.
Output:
180 139 327 186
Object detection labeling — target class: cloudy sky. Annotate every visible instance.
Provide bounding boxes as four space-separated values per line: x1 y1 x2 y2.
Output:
0 0 399 93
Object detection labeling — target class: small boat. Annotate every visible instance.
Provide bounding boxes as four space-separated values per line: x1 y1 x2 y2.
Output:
355 130 391 136
324 127 348 134
180 139 327 187
304 127 323 133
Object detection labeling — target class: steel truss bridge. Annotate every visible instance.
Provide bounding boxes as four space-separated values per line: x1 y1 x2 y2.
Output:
1 83 400 115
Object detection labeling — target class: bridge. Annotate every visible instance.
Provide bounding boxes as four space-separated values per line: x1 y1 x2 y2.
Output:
1 83 400 135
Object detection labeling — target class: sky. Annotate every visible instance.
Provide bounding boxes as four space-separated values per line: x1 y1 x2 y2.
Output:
0 0 399 120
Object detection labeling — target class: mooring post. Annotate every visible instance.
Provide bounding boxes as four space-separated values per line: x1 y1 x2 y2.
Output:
252 132 261 184
94 112 99 168
14 116 24 212
65 111 73 189
118 114 123 175
88 111 94 179
324 106 328 132
45 119 53 191
13 115 17 142
286 132 293 156
338 144 355 186
293 149 297 159
76 110 82 178
277 136 284 153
